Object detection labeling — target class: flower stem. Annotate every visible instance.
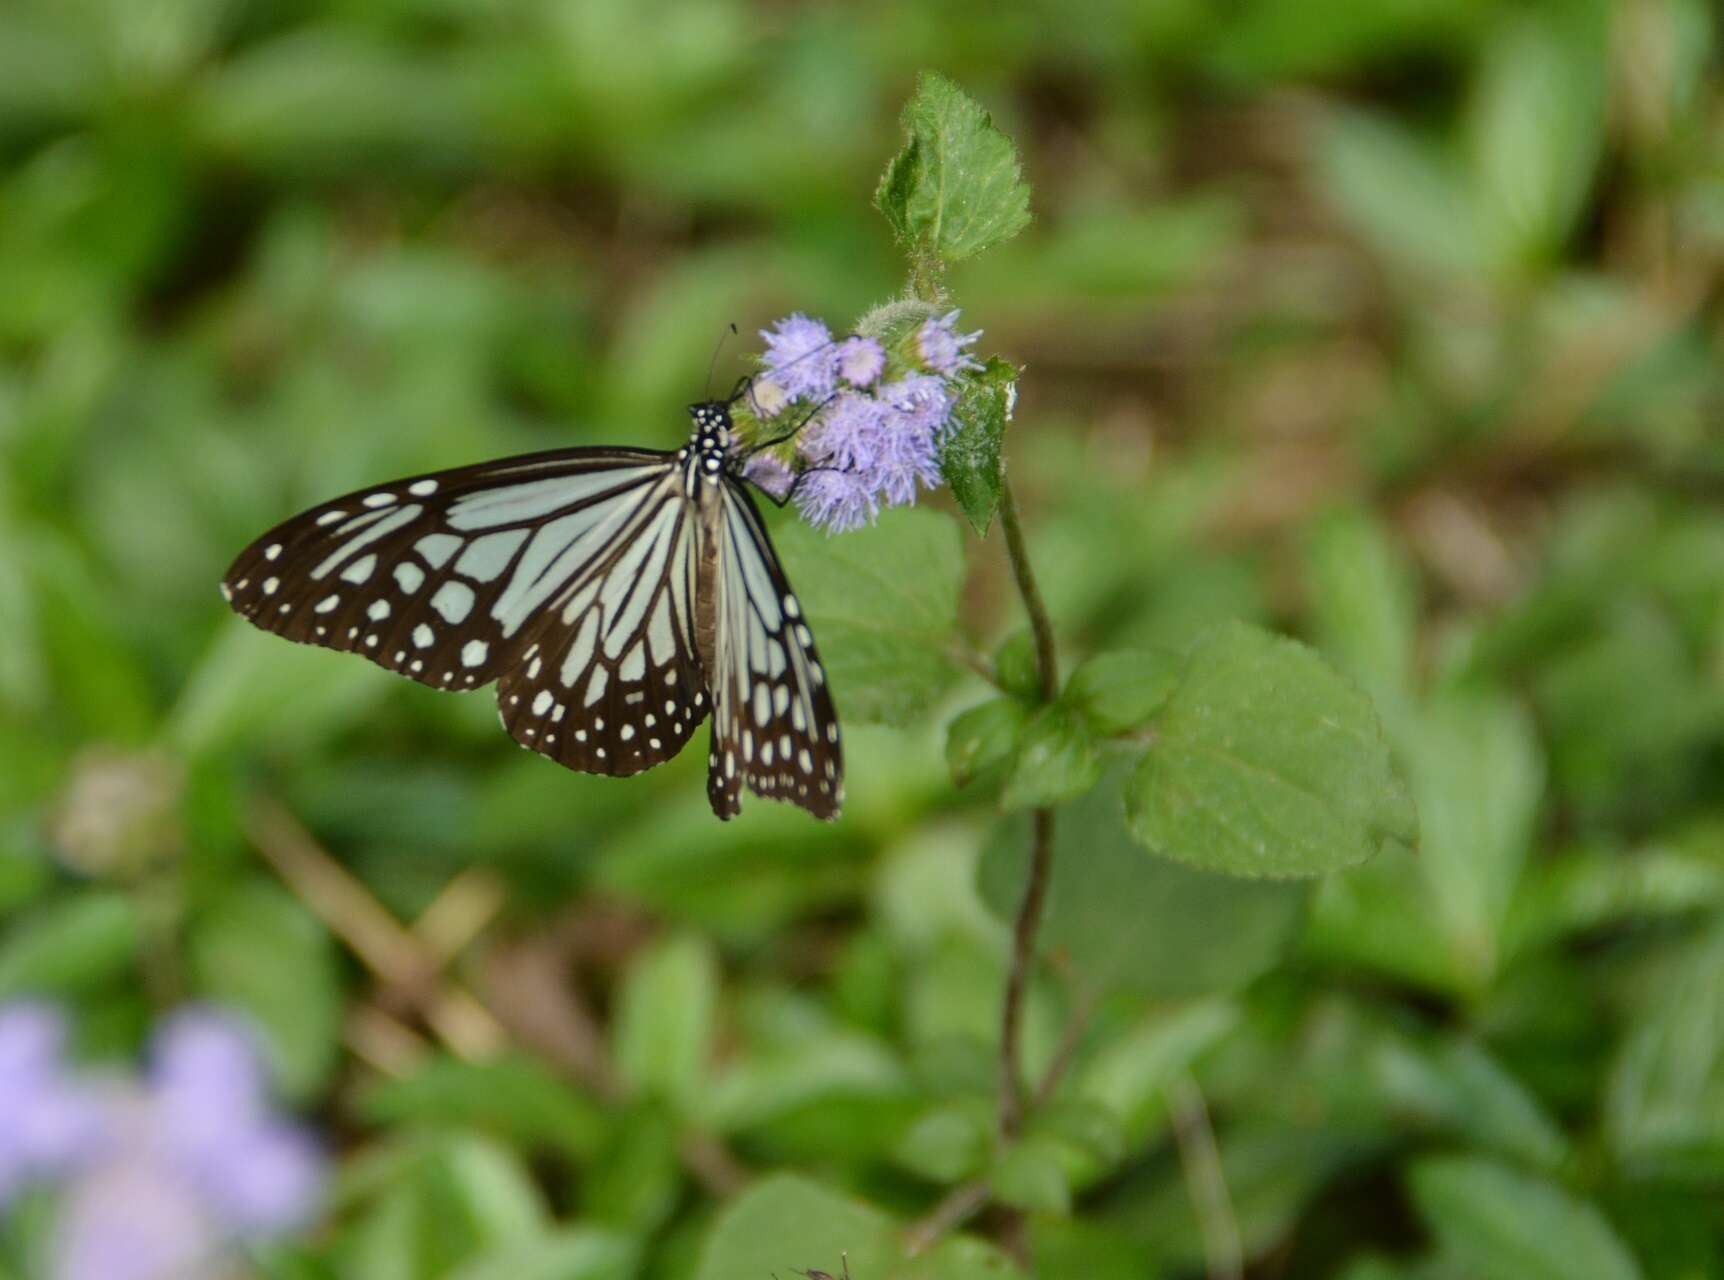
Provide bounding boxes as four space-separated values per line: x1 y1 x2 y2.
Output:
998 479 1058 703
995 475 1059 1145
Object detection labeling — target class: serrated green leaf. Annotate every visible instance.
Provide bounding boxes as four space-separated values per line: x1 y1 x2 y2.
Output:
1126 622 1415 878
612 932 717 1111
874 72 1031 268
1408 1157 1642 1280
1065 648 1182 735
945 696 1029 788
941 357 1016 533
979 774 1306 997
1000 703 1101 811
190 879 342 1101
774 507 964 726
694 1173 1022 1280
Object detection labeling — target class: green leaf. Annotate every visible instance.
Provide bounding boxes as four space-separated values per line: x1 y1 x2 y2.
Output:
979 774 1306 997
1125 621 1415 878
1321 109 1484 277
359 1054 607 1160
774 507 965 726
999 703 1101 811
0 892 139 999
892 1102 989 1184
991 629 1042 701
612 932 718 1111
1030 1100 1127 1169
945 696 1029 788
1302 507 1417 713
1371 1034 1568 1171
1466 13 1607 270
1408 1157 1642 1280
1607 918 1724 1181
990 1134 1072 1216
1078 1002 1239 1146
447 1229 639 1280
694 1173 1022 1280
1406 689 1544 990
344 1135 551 1280
940 357 1017 534
190 880 342 1101
581 1101 682 1236
1065 648 1182 735
874 71 1031 268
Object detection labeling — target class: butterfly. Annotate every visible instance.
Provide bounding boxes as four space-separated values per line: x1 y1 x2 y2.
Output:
221 399 842 820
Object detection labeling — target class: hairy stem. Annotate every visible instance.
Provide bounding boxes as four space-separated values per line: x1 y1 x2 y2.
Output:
996 474 1059 1147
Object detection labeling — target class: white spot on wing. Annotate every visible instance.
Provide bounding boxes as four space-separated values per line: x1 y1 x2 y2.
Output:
340 554 377 584
413 624 434 648
394 563 424 593
431 581 475 624
461 640 489 667
409 479 439 497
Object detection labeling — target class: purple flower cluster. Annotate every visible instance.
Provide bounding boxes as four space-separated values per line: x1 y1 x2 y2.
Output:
0 1003 324 1280
750 309 983 532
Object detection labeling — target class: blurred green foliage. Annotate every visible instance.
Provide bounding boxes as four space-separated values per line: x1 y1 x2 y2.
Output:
3 0 1724 1277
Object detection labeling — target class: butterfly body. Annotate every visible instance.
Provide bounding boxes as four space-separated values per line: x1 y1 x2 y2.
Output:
222 403 842 820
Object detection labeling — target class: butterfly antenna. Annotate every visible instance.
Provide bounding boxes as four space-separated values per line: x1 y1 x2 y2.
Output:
705 323 739 401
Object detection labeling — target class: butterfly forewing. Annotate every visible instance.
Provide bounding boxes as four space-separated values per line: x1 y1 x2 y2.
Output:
495 472 711 775
222 449 675 692
705 480 843 820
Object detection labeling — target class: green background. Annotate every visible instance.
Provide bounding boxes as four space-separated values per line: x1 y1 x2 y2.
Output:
2 0 1722 1276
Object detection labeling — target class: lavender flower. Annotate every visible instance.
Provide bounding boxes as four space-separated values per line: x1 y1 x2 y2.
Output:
750 309 981 533
836 336 885 387
760 313 838 400
794 389 945 532
742 451 795 502
0 1002 325 1280
916 310 982 374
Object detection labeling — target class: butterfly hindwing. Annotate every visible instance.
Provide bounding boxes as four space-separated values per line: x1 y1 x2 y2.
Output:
705 479 843 820
222 449 675 693
495 471 711 776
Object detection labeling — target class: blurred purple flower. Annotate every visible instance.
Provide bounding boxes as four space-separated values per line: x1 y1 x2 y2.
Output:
52 1157 216 1280
760 313 838 400
916 310 982 374
0 1002 324 1280
743 451 795 502
836 336 885 387
0 1005 106 1205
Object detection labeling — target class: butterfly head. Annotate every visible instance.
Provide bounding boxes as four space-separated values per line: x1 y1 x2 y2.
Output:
684 401 734 481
